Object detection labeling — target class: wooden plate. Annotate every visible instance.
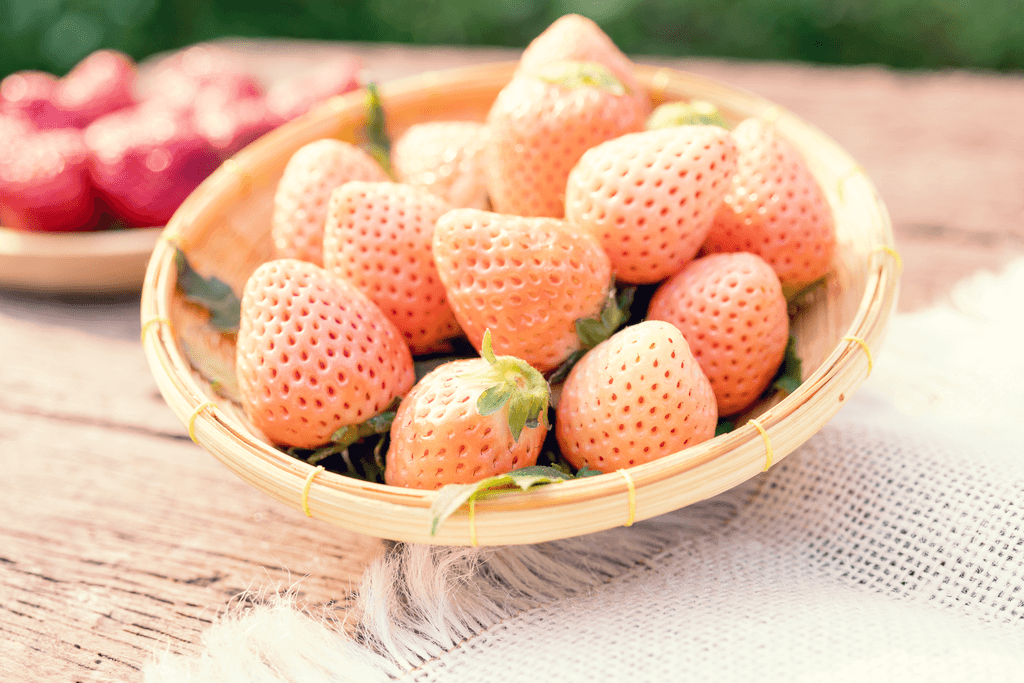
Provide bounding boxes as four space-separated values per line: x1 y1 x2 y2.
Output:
0 226 163 294
141 62 900 546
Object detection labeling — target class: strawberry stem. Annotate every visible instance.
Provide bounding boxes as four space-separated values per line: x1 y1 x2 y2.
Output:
646 100 729 130
536 61 628 96
474 330 550 442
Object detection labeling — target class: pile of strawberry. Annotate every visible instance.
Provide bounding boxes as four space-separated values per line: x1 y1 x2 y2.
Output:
231 15 835 493
0 46 360 232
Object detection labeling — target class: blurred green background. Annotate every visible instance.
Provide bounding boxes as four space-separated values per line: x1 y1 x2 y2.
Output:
2 0 1023 77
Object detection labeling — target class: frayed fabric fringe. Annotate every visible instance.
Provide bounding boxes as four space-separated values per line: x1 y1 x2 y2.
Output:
143 483 752 683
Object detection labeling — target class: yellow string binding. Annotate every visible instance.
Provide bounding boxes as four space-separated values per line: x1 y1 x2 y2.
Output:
140 317 172 344
187 401 217 444
872 244 903 274
302 465 325 518
842 335 874 375
749 418 774 471
618 469 637 527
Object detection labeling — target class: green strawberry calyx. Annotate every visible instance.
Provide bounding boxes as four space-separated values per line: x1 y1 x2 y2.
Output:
547 284 635 385
646 100 729 130
471 330 550 442
536 61 628 96
429 464 598 536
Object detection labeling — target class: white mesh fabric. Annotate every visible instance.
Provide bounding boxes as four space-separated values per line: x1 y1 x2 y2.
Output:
399 260 1024 682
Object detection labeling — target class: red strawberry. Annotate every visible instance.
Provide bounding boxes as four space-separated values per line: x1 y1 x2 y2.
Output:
235 258 416 449
647 252 789 416
385 331 549 489
192 86 284 158
265 55 362 121
704 118 836 291
555 320 717 473
391 121 490 210
0 128 95 232
564 125 738 284
323 181 460 354
271 138 389 266
484 61 646 218
0 113 35 143
432 208 612 373
54 50 137 128
84 104 220 227
143 44 264 112
0 71 62 129
516 14 650 113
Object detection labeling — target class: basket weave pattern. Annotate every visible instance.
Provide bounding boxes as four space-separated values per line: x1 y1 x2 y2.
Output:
141 63 899 546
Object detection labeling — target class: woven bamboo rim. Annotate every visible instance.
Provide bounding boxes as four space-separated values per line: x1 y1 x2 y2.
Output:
141 62 899 546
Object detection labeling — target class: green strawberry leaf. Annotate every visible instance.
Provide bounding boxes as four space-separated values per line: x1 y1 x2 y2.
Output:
646 100 729 130
295 399 400 473
549 285 635 384
430 466 573 536
173 247 241 334
329 404 399 450
505 393 533 442
361 82 393 178
179 337 241 403
772 333 803 394
574 465 602 478
477 384 513 416
715 419 736 436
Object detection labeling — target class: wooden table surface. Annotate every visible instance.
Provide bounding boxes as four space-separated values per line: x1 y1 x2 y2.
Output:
2 41 1022 682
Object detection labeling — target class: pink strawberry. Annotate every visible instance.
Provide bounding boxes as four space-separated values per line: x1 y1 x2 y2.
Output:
265 55 362 121
555 320 717 473
271 138 389 265
323 181 461 354
484 61 646 218
0 71 63 129
53 50 137 128
390 121 490 210
564 125 738 284
516 14 650 113
647 252 789 416
84 103 220 227
235 258 416 449
0 128 96 232
385 331 549 490
703 118 836 290
432 208 612 373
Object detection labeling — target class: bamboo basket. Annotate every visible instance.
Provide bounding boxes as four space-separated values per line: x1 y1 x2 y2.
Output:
140 62 899 546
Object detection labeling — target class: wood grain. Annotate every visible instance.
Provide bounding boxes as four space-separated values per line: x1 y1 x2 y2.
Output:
1 42 1022 681
0 315 383 681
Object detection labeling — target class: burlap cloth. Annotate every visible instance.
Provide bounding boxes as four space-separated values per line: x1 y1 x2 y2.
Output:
146 258 1024 683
